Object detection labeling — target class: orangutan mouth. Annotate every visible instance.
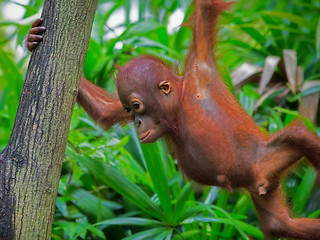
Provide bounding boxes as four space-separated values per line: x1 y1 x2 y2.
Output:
139 131 151 143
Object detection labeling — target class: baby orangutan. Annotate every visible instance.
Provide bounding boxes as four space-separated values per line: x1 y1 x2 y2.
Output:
27 0 320 239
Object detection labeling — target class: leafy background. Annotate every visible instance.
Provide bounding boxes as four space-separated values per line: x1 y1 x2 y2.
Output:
0 0 320 239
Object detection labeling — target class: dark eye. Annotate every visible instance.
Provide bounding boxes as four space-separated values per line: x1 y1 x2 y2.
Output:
133 102 140 109
124 107 131 113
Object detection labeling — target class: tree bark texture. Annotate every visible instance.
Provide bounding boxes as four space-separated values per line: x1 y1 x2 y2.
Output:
0 0 97 239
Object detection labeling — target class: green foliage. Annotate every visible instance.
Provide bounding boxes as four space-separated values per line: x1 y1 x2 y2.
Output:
63 114 264 239
0 0 319 239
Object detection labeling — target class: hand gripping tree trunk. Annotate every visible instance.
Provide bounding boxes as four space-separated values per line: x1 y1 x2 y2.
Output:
0 0 97 239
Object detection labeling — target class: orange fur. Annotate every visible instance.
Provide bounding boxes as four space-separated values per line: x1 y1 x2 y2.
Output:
77 77 131 129
78 1 320 238
27 0 320 239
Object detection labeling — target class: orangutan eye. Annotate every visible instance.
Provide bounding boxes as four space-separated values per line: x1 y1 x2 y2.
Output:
133 102 140 109
124 107 131 113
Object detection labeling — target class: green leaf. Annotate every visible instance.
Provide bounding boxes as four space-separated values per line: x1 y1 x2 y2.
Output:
67 188 115 220
129 36 181 57
158 26 169 46
232 220 263 239
206 204 248 239
287 84 320 102
239 90 256 115
210 189 229 240
263 11 316 31
95 217 166 228
141 142 172 219
0 49 23 123
71 158 82 181
231 19 266 45
55 197 68 217
222 194 253 238
292 166 316 215
186 216 262 240
120 20 161 39
177 205 204 223
315 16 320 58
172 230 202 240
172 182 193 223
87 225 106 240
22 0 43 18
56 219 88 239
308 209 320 218
122 227 170 240
69 148 166 221
273 107 300 117
269 107 284 130
153 229 173 240
204 187 219 205
0 21 20 27
301 85 320 97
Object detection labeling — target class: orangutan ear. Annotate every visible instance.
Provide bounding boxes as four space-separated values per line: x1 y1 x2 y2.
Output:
158 81 172 95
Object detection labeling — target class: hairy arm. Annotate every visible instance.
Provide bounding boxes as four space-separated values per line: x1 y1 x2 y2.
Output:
78 77 131 130
185 0 231 88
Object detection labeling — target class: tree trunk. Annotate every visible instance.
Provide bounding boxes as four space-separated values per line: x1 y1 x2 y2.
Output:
0 0 97 239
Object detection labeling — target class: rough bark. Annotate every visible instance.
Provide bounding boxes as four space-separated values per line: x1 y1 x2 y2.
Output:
0 0 97 239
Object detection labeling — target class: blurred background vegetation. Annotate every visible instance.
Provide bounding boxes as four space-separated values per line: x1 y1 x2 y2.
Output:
0 0 320 239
